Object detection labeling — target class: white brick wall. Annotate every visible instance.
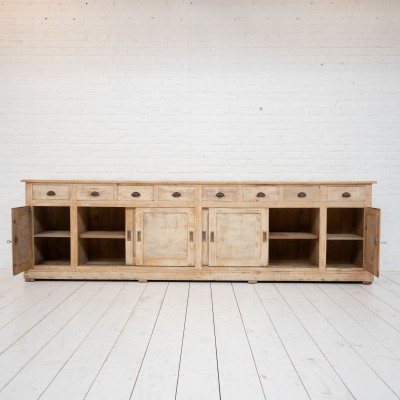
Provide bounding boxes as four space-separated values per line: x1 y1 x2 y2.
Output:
0 0 399 270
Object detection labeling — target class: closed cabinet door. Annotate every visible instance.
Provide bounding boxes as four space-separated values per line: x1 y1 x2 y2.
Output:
135 208 195 266
209 208 268 267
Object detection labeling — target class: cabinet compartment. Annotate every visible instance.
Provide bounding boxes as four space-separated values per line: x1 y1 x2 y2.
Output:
327 240 363 268
327 208 363 240
33 206 70 237
34 237 70 265
269 239 319 267
79 238 125 265
269 208 319 239
78 207 125 238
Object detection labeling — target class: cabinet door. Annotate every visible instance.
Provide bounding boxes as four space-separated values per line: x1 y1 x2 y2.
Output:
209 208 268 267
12 207 33 275
135 208 195 266
364 207 380 277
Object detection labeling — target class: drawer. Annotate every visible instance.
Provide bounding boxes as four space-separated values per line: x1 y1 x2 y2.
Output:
118 185 154 201
77 185 114 201
282 186 320 202
327 186 366 202
158 185 195 201
242 186 279 202
32 184 70 200
202 186 240 202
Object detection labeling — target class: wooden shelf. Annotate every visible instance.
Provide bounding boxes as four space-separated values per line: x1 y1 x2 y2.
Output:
35 260 70 266
268 261 317 268
269 232 318 240
327 234 363 241
34 230 71 238
327 264 363 269
81 259 126 266
79 231 125 239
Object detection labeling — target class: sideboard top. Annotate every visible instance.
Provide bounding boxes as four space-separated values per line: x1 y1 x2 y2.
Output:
21 179 377 185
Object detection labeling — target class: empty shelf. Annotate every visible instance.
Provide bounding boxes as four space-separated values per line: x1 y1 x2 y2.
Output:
79 231 125 239
34 230 71 238
327 234 363 241
269 232 318 240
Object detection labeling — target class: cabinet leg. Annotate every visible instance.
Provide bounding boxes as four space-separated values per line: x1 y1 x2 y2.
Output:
248 280 257 284
138 279 148 283
25 278 35 282
362 281 372 285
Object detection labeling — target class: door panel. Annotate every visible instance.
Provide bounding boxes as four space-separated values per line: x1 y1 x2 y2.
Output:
12 206 33 275
135 208 195 266
209 208 268 267
364 207 380 277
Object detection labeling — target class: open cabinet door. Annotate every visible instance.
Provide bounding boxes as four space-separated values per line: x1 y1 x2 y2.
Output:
364 207 380 277
12 207 33 275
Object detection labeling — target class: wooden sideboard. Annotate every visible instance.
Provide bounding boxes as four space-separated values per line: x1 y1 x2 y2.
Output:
12 180 380 283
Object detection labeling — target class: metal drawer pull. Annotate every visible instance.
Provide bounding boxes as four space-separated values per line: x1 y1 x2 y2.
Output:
210 231 215 242
202 231 206 242
189 231 194 242
257 192 265 198
131 191 141 197
342 192 351 198
137 231 141 242
216 192 225 198
90 191 100 197
297 192 306 198
127 230 131 241
172 192 181 197
46 190 56 196
263 231 267 242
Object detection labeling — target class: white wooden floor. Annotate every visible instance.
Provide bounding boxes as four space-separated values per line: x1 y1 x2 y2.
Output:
1 270 400 400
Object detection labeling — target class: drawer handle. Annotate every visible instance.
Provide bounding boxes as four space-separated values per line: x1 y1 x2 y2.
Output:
297 192 307 198
257 192 265 198
46 190 56 196
90 191 100 197
342 192 351 198
172 192 181 198
131 191 141 198
216 192 225 198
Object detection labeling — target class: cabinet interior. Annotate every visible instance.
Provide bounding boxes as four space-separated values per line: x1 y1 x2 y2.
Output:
33 206 70 236
34 237 70 265
77 207 125 265
33 207 71 265
269 208 319 239
327 208 364 239
269 239 319 267
79 238 125 265
326 240 363 268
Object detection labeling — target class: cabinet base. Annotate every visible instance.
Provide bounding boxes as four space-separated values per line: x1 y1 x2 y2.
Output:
23 266 374 283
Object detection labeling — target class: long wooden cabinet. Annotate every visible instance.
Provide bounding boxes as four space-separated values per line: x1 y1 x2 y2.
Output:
12 180 381 283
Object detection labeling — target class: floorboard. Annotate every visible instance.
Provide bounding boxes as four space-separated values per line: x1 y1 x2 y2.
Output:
0 270 400 400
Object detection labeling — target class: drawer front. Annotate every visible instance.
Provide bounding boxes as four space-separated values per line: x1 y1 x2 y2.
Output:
327 186 366 202
77 185 114 201
118 185 154 201
158 185 195 201
242 186 279 202
32 184 70 200
202 186 240 202
283 186 320 202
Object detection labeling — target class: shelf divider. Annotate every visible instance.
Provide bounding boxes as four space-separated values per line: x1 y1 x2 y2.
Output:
269 232 318 240
79 231 125 239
